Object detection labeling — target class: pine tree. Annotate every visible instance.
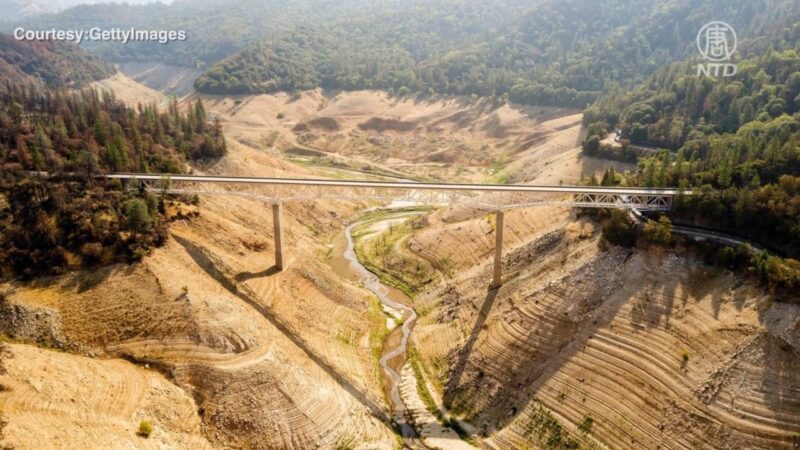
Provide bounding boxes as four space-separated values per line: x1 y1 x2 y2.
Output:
194 99 207 133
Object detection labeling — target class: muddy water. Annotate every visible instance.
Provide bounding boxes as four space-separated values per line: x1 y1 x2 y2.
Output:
329 214 419 438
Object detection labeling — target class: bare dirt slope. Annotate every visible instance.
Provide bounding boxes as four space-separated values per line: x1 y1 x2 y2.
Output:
405 210 800 449
192 89 591 183
117 62 202 97
0 343 212 449
16 74 796 450
93 73 168 107
1 79 398 448
97 74 624 187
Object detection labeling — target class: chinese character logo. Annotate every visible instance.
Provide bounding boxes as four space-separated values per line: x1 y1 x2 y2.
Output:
697 21 737 61
696 21 738 77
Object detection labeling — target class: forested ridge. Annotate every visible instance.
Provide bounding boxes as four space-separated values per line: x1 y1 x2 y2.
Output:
16 0 800 107
194 0 800 106
582 20 800 290
9 0 379 68
0 32 114 94
0 87 225 279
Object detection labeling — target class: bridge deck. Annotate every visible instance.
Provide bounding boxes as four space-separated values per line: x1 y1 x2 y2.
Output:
100 172 686 286
104 173 685 196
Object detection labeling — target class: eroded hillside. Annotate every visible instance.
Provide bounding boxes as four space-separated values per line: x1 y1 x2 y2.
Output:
0 76 399 448
192 89 597 184
1 72 797 450
405 207 800 449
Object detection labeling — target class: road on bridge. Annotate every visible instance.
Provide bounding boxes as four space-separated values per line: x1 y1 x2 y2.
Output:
103 172 685 196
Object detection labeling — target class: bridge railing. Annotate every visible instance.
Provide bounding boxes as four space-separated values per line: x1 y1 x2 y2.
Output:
105 172 685 286
121 174 680 212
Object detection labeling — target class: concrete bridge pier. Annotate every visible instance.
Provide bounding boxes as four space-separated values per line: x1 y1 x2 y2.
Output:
491 210 505 288
272 202 284 270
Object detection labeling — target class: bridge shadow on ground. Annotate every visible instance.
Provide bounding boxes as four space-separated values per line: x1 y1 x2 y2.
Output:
441 245 667 439
447 287 499 394
172 235 390 424
759 333 800 435
438 245 796 445
234 265 281 282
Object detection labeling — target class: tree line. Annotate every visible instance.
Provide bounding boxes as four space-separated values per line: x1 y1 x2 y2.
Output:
581 23 800 292
194 0 800 107
0 33 114 95
17 0 800 108
0 87 225 279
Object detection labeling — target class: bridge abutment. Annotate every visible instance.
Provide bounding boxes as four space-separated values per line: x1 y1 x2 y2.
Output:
273 202 284 270
491 210 504 288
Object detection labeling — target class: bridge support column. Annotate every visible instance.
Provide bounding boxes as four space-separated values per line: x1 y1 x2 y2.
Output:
491 210 504 289
272 202 284 271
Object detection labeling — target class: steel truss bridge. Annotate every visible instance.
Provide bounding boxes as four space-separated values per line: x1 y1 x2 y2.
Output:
106 173 686 287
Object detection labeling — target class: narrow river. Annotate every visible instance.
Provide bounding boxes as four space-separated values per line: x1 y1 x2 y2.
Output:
331 212 420 438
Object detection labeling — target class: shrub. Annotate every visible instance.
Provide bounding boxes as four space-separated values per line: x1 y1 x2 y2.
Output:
578 415 594 433
598 235 609 251
145 193 159 215
602 210 635 247
752 254 800 292
137 420 153 437
644 215 673 245
123 199 153 234
583 135 601 154
80 242 104 263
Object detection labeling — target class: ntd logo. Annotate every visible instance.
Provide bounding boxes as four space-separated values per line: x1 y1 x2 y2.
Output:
696 21 738 78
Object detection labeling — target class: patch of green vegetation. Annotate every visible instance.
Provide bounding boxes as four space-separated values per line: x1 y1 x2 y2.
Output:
408 347 477 445
287 155 428 182
600 209 636 248
643 215 674 245
428 354 448 392
578 415 594 434
137 420 153 438
334 328 358 346
352 209 438 297
409 347 444 422
357 259 417 298
333 434 357 450
305 223 323 238
485 159 510 184
523 401 583 450
366 295 391 405
681 349 690 363
434 257 456 278
355 207 433 223
492 172 510 184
